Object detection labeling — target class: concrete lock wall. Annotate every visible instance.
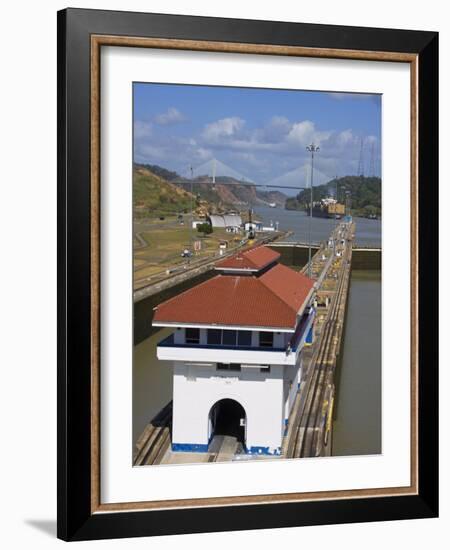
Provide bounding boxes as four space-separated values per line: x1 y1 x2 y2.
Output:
171 362 285 454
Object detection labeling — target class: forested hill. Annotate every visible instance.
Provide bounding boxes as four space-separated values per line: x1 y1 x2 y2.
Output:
136 163 287 207
138 164 180 182
285 175 382 217
133 165 196 217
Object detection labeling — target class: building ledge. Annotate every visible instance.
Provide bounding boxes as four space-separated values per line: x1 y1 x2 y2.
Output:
156 310 315 366
158 335 286 353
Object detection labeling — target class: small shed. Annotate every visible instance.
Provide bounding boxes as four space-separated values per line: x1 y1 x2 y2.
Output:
208 214 242 229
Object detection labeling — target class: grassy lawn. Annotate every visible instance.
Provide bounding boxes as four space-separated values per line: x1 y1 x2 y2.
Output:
133 224 244 288
134 265 169 281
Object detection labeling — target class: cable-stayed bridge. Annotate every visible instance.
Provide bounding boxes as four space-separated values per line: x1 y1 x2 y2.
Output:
181 158 255 184
177 157 338 193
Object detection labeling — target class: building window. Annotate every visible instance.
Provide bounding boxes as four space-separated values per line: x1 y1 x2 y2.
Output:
237 330 252 346
185 328 200 344
222 330 237 346
259 331 274 347
260 366 271 373
217 363 241 371
207 329 222 345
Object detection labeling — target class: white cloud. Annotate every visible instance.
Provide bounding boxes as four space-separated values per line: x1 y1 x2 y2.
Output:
154 107 186 125
202 117 245 142
260 119 330 150
195 147 213 161
134 120 152 139
336 129 354 145
286 120 315 145
134 111 380 183
259 116 291 142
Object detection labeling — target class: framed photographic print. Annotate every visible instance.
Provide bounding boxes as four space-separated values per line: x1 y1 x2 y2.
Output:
57 8 438 541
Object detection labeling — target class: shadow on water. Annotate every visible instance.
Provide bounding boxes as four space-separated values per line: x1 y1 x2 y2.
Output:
333 270 382 456
133 328 173 445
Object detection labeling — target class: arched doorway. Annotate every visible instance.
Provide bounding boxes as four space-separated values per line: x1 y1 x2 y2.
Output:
209 399 246 447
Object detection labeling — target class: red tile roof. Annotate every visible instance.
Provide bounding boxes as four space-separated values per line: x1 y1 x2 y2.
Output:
260 263 315 313
153 261 315 330
215 245 280 272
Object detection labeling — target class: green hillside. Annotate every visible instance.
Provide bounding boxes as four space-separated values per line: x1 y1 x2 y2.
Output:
285 175 382 218
133 165 195 217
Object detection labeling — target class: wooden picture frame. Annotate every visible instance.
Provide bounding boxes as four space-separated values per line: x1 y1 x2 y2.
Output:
57 8 438 541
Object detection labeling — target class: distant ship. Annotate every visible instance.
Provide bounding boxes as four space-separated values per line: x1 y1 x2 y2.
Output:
312 197 345 219
269 202 276 208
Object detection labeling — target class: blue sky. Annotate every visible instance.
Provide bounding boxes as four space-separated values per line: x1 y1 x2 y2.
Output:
134 83 381 193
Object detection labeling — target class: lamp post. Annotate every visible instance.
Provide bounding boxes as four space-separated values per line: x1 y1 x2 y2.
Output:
189 165 194 261
345 190 351 218
306 143 320 278
334 175 339 256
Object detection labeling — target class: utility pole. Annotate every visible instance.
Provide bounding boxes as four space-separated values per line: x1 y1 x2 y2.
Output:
306 143 320 278
190 165 194 254
345 190 351 219
357 137 365 177
334 175 338 256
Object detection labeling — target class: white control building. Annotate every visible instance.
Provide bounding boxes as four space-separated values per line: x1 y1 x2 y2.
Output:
153 246 316 456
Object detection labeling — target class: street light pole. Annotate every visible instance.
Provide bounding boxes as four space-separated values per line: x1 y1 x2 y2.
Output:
306 143 320 278
190 165 194 258
334 175 338 256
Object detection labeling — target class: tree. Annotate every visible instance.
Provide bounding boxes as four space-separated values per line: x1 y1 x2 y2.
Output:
363 205 378 217
197 223 213 237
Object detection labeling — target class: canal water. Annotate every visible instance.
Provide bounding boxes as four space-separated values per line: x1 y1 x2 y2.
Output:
253 205 381 247
133 328 173 445
133 268 382 457
332 270 382 456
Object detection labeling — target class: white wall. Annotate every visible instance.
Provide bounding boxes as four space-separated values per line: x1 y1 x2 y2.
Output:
284 358 302 421
172 362 285 451
1 1 447 550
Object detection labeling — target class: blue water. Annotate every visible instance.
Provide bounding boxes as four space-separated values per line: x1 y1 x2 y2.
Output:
254 206 381 247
